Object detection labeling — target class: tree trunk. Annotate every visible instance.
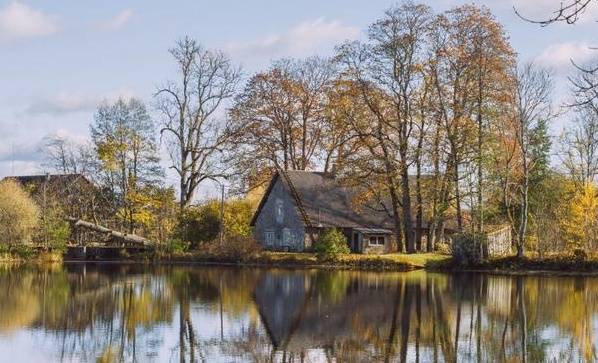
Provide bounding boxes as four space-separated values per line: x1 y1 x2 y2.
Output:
517 165 529 258
415 146 424 252
453 154 463 231
400 164 415 253
389 183 404 253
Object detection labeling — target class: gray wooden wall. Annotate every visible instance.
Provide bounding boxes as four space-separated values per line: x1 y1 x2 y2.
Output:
253 177 306 251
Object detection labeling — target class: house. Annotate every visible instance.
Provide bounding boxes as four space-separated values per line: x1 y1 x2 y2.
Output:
2 173 96 219
251 170 418 254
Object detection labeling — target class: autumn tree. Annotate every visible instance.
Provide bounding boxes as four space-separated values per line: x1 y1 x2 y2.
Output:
230 57 337 186
91 97 163 232
562 182 598 250
0 180 39 248
337 1 432 253
156 36 242 208
427 6 481 234
468 7 516 233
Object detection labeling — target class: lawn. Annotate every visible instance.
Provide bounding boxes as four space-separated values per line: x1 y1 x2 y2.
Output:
166 250 452 271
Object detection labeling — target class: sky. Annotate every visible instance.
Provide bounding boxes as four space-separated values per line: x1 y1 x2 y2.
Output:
0 0 596 199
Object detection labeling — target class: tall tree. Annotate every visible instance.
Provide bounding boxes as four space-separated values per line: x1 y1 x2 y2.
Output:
337 1 432 253
468 7 516 233
511 63 553 257
428 6 479 233
561 105 598 186
91 97 162 232
156 37 242 208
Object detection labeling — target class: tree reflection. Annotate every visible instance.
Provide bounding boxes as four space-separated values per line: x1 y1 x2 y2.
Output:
1 266 598 362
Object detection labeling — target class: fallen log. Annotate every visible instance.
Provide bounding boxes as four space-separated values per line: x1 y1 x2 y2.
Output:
67 218 154 247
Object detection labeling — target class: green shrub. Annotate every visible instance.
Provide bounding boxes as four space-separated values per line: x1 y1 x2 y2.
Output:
176 207 221 249
12 244 34 259
163 238 190 254
37 210 70 252
314 228 350 261
452 232 488 266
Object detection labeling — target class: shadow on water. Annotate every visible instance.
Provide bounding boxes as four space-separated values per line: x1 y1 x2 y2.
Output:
0 263 597 362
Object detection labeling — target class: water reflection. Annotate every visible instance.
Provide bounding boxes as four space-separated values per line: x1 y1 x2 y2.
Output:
0 264 597 362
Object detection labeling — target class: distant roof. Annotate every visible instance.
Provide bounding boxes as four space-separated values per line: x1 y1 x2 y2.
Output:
251 170 396 230
5 173 81 182
2 174 93 189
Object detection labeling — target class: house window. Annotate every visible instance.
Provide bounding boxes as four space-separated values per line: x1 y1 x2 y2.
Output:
282 228 292 246
369 235 385 246
275 198 284 223
265 231 275 246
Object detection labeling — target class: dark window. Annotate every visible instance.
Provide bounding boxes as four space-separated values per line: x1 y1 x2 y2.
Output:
369 235 385 246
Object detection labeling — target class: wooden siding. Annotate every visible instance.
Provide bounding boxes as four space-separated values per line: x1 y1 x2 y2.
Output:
253 177 306 251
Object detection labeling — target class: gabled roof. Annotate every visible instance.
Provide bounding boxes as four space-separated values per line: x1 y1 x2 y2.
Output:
2 174 94 194
250 170 396 231
4 173 90 184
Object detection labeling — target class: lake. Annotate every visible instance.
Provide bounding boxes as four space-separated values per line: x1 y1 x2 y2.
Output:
0 264 596 362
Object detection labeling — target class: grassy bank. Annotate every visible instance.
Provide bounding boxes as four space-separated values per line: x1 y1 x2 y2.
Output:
160 251 451 271
449 253 598 273
0 251 63 264
161 251 598 273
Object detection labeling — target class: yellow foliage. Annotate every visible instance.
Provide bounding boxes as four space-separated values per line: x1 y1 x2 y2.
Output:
128 186 178 243
0 180 40 246
562 183 598 250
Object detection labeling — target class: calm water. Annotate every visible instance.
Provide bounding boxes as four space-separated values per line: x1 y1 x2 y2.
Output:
0 265 597 363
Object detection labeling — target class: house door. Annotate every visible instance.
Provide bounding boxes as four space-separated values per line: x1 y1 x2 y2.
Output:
282 228 292 250
352 233 360 253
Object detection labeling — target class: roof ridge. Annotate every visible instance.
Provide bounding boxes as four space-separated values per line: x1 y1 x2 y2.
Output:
280 170 316 237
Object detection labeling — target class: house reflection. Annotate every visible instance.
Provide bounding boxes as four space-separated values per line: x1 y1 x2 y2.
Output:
254 270 403 360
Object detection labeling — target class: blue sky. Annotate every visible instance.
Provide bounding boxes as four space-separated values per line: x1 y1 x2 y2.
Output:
1 0 596 199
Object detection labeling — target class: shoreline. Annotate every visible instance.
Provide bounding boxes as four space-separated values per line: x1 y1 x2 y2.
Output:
5 251 598 275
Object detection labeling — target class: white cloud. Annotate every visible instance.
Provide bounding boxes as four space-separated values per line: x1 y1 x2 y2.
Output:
226 18 359 59
95 9 133 31
26 88 135 116
0 2 58 41
535 41 598 73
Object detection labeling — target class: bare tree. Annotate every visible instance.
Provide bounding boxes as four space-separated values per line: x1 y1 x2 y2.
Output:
41 135 95 176
516 0 598 100
512 63 554 257
515 0 595 25
561 105 598 185
156 36 241 208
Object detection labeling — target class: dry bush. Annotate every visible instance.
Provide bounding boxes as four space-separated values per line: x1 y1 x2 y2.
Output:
206 235 262 261
0 180 40 247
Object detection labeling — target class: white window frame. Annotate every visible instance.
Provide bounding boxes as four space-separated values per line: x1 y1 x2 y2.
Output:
275 198 284 223
282 228 292 246
368 235 385 246
265 230 275 246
